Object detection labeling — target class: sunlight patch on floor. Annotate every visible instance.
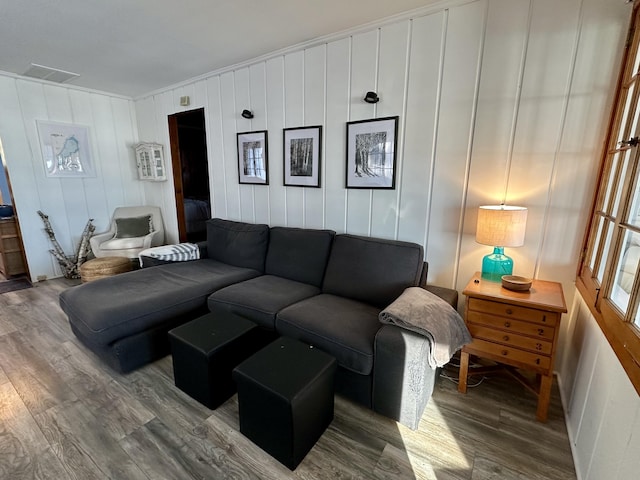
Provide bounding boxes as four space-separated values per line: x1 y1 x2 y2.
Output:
397 400 473 478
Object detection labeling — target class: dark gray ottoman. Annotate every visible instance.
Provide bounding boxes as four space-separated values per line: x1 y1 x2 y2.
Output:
232 336 337 470
168 311 271 409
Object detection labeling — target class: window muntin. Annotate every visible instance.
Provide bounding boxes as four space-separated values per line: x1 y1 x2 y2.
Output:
579 2 640 394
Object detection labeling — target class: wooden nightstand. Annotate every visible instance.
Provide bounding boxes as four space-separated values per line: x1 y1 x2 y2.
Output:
458 272 567 422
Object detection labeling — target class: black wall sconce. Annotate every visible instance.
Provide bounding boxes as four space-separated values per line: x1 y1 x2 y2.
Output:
364 91 379 104
241 109 254 119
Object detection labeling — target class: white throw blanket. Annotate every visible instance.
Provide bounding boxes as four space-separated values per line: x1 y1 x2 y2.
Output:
379 287 472 368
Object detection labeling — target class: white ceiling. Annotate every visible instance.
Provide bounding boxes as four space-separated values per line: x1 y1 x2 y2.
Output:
0 0 439 98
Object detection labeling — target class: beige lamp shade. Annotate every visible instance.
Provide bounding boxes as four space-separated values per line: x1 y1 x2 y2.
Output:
476 205 528 247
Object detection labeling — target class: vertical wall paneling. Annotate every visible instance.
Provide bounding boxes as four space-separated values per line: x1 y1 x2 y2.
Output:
584 344 638 480
398 13 444 251
219 72 241 220
347 30 379 236
371 21 411 240
284 51 305 226
249 63 270 225
0 75 138 280
536 0 628 303
429 1 486 288
303 45 327 230
44 85 90 252
234 68 255 223
0 77 52 278
457 0 530 289
324 39 350 233
560 294 640 479
206 76 226 219
17 81 68 277
507 0 580 279
265 57 287 226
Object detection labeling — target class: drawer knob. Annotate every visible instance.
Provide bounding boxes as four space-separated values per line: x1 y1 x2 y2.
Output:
537 328 544 336
506 308 513 315
501 350 508 356
503 335 510 341
504 321 511 328
542 315 547 323
535 358 541 365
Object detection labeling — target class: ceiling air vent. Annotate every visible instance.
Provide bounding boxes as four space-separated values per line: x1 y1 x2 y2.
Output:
22 63 79 84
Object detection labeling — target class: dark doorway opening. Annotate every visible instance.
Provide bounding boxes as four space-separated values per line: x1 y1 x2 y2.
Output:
168 108 210 243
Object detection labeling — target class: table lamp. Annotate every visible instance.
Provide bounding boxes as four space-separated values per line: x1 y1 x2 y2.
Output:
476 205 528 281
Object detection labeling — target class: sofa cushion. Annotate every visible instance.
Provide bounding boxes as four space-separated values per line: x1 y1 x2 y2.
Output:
265 227 335 287
322 234 423 309
208 275 320 329
59 259 261 346
275 294 381 375
206 218 269 272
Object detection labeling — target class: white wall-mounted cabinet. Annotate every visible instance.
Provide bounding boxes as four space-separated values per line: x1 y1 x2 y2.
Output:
135 142 166 181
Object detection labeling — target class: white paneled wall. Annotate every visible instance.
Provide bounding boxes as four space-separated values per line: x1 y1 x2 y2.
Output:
559 293 640 480
0 75 143 281
134 1 631 477
136 0 627 296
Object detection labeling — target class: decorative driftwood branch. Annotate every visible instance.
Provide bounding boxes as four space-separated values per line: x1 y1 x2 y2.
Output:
38 210 95 279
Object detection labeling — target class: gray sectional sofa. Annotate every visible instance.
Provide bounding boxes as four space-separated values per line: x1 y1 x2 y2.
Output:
59 218 458 429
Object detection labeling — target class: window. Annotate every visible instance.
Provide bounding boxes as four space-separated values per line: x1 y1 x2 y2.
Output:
578 3 640 392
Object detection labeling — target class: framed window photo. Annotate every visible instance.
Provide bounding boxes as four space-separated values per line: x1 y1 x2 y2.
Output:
237 130 269 185
283 125 322 187
37 120 95 178
346 116 398 189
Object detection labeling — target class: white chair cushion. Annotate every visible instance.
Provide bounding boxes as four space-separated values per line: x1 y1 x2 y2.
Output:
100 237 146 250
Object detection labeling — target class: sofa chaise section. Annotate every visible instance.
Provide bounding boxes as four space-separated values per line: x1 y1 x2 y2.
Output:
59 219 270 373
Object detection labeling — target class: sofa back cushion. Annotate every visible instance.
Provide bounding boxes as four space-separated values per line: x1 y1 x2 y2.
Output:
265 227 335 287
322 234 423 308
206 218 269 272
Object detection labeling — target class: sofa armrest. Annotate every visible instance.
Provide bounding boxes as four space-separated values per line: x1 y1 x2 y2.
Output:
89 231 115 254
196 240 208 259
424 284 458 309
373 324 438 430
419 261 459 309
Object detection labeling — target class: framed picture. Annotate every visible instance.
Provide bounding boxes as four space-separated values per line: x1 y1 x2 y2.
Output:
283 125 322 187
36 120 95 178
346 116 398 189
237 130 269 185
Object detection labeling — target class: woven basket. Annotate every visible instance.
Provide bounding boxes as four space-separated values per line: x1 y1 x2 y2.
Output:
80 256 132 282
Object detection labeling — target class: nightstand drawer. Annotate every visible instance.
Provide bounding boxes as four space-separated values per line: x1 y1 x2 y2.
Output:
467 311 555 340
467 324 553 355
465 338 551 371
467 298 558 327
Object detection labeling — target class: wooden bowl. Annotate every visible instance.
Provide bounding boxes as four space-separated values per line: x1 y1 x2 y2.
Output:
501 275 532 292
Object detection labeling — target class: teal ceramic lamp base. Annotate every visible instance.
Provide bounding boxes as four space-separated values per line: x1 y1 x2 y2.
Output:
481 246 513 282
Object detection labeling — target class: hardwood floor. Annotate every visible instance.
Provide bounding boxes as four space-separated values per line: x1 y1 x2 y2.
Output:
0 279 577 479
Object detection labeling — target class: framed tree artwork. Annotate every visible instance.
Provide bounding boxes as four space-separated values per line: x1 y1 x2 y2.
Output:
345 116 398 189
283 125 322 187
237 130 269 185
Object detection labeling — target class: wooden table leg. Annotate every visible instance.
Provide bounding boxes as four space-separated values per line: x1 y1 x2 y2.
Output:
458 351 470 393
536 374 553 422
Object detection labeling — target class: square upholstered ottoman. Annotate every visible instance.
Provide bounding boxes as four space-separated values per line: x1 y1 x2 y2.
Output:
232 336 337 470
168 311 270 409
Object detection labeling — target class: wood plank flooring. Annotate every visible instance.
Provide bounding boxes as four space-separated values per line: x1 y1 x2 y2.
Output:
0 279 577 479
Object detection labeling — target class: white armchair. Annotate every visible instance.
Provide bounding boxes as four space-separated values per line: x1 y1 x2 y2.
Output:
90 206 165 259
